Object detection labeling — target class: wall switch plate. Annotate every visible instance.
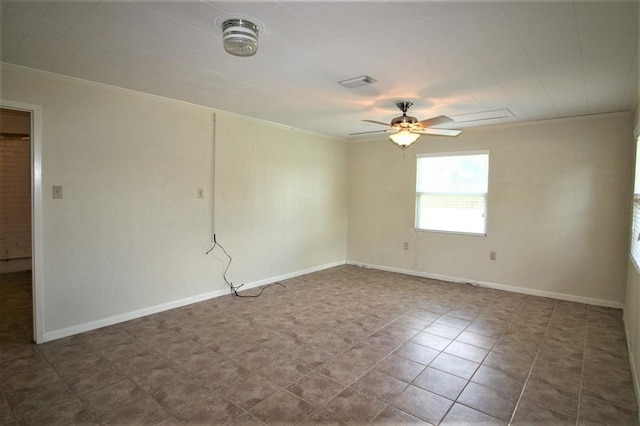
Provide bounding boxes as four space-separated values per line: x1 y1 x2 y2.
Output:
403 242 409 250
197 188 204 199
490 251 497 261
52 185 63 199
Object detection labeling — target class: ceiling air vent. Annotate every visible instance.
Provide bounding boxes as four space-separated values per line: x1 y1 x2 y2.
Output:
338 75 377 89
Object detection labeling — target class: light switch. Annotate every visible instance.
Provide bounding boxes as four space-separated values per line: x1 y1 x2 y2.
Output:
197 188 204 199
52 185 63 199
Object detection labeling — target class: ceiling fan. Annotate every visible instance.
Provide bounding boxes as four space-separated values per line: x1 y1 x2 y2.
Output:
350 101 461 149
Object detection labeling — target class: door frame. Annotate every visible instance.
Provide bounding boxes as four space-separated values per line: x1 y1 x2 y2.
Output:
1 99 44 343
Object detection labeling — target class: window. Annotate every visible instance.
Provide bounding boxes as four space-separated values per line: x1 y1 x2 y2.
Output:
416 150 490 235
631 138 640 269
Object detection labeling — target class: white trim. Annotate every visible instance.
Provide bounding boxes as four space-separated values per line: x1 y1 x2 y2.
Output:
42 260 346 342
43 289 228 342
414 228 487 237
234 260 346 294
0 99 44 343
346 260 624 309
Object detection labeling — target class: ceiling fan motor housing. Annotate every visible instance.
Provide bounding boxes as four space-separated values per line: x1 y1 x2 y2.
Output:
391 101 419 128
391 115 418 127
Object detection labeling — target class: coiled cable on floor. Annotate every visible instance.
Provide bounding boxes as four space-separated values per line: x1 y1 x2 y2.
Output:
206 234 286 297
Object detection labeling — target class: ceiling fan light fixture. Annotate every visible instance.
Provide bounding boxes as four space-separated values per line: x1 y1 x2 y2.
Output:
389 130 420 147
221 18 259 57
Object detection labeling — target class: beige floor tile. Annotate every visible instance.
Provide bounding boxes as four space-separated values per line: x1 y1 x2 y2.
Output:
520 379 579 418
375 354 425 385
429 352 480 380
413 367 468 401
323 388 387 424
351 369 408 403
471 364 526 396
444 340 489 363
579 396 638 425
4 380 79 420
511 399 575 425
222 373 281 410
302 408 347 425
15 399 97 426
249 390 315 424
1 267 638 425
410 331 452 351
287 371 345 407
394 341 440 365
440 402 505 425
372 405 430 425
457 382 518 421
317 354 372 385
392 384 453 425
455 330 499 350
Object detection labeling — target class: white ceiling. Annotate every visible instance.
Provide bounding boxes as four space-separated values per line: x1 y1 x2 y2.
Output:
1 1 638 139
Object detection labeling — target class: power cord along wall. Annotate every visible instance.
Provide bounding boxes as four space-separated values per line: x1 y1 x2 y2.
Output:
207 114 285 297
206 234 285 297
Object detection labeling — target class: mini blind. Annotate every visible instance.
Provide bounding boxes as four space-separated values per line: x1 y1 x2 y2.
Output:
416 150 490 235
631 139 640 269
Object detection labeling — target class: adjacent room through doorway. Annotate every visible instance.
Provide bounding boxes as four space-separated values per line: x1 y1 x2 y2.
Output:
0 107 33 341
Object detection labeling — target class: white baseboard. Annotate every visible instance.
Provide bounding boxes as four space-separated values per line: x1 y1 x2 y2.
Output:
42 260 346 343
43 288 228 342
346 260 624 309
235 260 346 293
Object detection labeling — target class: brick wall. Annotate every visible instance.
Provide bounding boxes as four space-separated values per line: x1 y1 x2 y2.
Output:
0 137 31 270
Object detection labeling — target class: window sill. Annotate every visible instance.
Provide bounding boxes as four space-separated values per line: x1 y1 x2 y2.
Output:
415 228 486 237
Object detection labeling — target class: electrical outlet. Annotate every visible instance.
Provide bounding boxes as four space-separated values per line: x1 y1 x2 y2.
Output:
52 185 63 199
490 251 497 261
197 188 204 199
403 242 409 250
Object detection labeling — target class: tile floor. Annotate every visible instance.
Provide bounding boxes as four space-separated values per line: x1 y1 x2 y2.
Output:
0 266 638 425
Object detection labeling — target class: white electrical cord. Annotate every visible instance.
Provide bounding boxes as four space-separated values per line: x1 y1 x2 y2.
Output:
206 113 217 253
204 113 286 297
211 112 217 241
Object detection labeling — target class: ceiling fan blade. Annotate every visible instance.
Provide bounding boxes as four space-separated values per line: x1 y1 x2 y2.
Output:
418 115 453 128
349 129 389 136
362 119 391 127
416 128 462 136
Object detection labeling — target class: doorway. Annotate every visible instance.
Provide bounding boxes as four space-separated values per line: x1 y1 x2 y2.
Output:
0 100 43 343
0 108 32 341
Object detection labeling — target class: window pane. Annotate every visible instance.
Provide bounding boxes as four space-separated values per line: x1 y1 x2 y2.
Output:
416 151 489 235
417 154 489 193
417 193 486 234
632 196 640 266
631 139 640 269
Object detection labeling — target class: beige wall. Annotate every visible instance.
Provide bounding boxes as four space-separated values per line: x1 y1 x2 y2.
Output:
348 113 634 306
0 65 348 339
215 115 348 284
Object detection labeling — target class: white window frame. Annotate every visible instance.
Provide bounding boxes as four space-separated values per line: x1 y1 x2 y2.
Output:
415 150 490 236
631 137 640 272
